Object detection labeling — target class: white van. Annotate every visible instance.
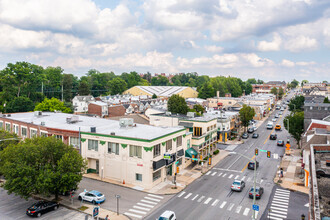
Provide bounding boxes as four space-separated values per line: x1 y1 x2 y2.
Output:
267 121 273 129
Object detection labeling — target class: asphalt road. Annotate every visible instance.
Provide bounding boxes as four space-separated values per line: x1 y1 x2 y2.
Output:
0 188 87 220
145 95 295 220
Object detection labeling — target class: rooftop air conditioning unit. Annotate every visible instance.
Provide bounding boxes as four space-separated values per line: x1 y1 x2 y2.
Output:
165 111 171 116
41 122 45 126
110 132 115 135
7 114 11 117
34 111 42 116
187 112 195 118
91 127 96 132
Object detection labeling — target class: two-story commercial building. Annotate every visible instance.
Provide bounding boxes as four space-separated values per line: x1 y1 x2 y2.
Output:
0 112 192 190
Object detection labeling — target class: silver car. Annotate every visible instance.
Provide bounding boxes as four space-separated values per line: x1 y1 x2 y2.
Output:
231 180 245 192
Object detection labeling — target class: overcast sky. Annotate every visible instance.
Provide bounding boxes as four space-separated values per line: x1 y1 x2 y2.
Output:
0 0 329 82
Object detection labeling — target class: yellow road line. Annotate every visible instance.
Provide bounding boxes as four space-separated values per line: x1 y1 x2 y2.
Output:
241 155 256 172
264 126 275 145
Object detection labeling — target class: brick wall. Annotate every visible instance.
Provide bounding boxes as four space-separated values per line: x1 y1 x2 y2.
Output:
88 103 102 117
108 105 126 117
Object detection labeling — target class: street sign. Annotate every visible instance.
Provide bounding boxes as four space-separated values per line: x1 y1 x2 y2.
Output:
93 206 99 217
259 149 267 152
192 158 198 161
252 204 259 211
164 153 171 159
175 161 179 165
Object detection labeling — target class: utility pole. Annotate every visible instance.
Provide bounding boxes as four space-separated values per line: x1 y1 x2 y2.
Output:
61 84 64 102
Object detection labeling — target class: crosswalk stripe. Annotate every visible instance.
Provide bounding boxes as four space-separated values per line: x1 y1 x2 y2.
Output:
222 173 227 177
275 191 290 195
275 192 290 197
269 212 287 218
204 197 212 204
255 210 259 218
271 202 289 208
147 194 164 199
129 209 147 215
276 189 290 193
218 172 223 176
220 201 227 208
178 192 185 197
124 212 142 219
273 198 290 203
184 193 192 199
260 179 264 184
241 176 246 181
269 216 282 220
140 199 157 205
206 171 211 175
272 200 289 206
235 175 239 179
137 203 154 208
211 172 217 176
270 206 288 212
235 205 242 214
197 196 205 202
273 195 289 200
191 194 199 201
247 177 252 182
271 209 288 216
144 196 160 202
243 208 250 216
227 203 234 211
228 174 234 178
133 206 150 211
211 199 219 206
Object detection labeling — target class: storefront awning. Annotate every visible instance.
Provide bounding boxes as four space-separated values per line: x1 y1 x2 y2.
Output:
185 148 198 158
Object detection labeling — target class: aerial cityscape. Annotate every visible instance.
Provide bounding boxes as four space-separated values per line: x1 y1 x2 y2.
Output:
0 1 329 220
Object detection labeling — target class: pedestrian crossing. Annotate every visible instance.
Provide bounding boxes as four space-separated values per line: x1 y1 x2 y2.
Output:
177 191 260 218
268 188 290 220
124 194 164 219
205 170 264 184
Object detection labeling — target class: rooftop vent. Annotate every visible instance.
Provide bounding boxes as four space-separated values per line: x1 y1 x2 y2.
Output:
41 122 45 126
90 127 96 133
119 118 134 128
66 115 79 123
187 112 195 118
7 114 11 117
34 111 42 116
110 132 115 135
165 111 172 116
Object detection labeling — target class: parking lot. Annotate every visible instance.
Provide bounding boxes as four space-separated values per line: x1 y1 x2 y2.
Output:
0 188 88 220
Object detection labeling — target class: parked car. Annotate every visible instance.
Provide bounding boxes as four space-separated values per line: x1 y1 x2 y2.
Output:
158 210 177 220
275 124 281 131
78 190 105 204
249 186 264 199
247 127 254 133
242 133 249 139
248 161 259 170
277 140 284 146
252 133 259 138
270 134 277 140
26 201 59 217
272 118 277 122
231 180 245 192
252 125 257 131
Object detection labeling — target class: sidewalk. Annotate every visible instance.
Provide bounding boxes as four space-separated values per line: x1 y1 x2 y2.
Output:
274 148 309 194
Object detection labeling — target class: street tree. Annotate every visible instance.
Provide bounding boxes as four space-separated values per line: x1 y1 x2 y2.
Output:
198 82 215 99
0 130 19 151
283 111 304 148
278 87 284 99
239 105 255 132
301 80 308 87
34 97 72 113
324 97 330 103
289 95 305 112
108 77 127 95
5 97 35 113
193 104 205 115
290 79 299 88
0 136 87 200
78 80 91 96
270 87 278 97
168 94 189 115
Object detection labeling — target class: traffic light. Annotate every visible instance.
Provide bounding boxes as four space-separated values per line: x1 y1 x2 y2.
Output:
176 166 179 173
200 155 203 160
255 148 258 156
267 151 271 158
208 157 212 165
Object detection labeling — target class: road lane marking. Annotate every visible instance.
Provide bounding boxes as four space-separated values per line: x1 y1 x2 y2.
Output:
264 126 276 144
271 203 288 209
197 196 205 202
220 201 227 208
227 203 234 211
235 205 242 214
191 194 199 201
124 212 142 219
269 216 282 220
133 206 150 211
144 196 160 202
222 173 227 177
211 172 217 176
140 199 157 205
218 172 223 176
273 195 290 200
235 175 239 179
276 188 290 193
211 199 219 206
247 177 252 182
241 176 246 181
275 191 290 196
243 208 250 216
272 198 290 203
255 210 259 219
228 174 233 178
184 193 192 199
204 197 212 204
213 168 242 173
260 179 264 184
129 209 147 215
147 194 163 199
272 200 289 206
241 155 256 172
137 203 154 208
206 171 211 175
269 212 287 218
271 209 288 216
177 191 185 197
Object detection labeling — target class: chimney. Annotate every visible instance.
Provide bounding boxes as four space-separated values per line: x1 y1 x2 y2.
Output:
217 91 219 98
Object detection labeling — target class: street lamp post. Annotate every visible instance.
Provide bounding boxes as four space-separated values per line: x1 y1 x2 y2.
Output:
229 151 257 220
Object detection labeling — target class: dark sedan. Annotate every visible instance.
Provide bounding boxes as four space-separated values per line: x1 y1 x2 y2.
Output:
242 133 249 139
252 133 259 138
247 128 254 133
249 186 264 199
277 140 284 146
270 134 277 140
26 201 59 217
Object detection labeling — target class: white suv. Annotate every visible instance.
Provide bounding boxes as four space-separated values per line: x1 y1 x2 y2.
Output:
158 211 176 220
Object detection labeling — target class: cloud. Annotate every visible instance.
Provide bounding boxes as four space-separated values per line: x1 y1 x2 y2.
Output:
257 33 282 51
284 35 318 52
204 45 224 53
281 59 295 67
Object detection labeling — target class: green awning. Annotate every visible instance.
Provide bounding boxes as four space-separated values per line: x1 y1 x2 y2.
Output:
185 148 198 158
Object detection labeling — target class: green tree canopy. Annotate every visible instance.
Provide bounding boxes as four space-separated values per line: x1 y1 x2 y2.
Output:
278 87 284 99
0 137 86 200
290 79 299 88
168 94 189 115
301 80 309 87
152 94 157 99
193 104 204 114
78 80 91 96
0 130 19 151
289 95 304 112
108 77 127 95
283 111 304 148
324 97 330 103
151 75 169 86
5 97 35 113
198 82 215 99
34 97 72 113
239 105 255 131
270 87 278 96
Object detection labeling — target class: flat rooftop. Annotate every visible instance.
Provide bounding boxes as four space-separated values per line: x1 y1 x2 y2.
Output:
3 112 184 140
